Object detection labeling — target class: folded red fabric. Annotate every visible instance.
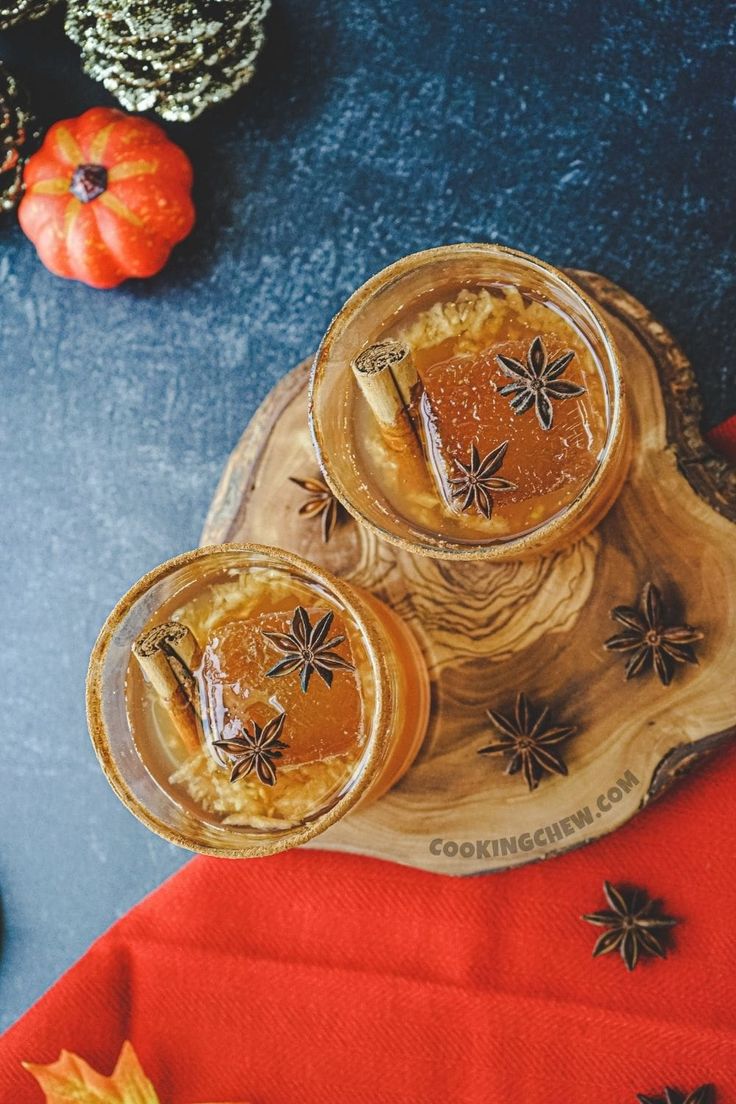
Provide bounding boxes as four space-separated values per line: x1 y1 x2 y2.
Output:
706 415 736 464
2 418 735 1103
1 744 735 1102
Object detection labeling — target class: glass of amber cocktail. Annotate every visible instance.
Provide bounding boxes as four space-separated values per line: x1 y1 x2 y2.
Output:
87 544 430 857
309 244 629 559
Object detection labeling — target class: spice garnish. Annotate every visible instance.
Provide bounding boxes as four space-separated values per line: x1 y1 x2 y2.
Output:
134 621 199 711
132 621 203 752
478 691 574 791
212 713 288 786
289 475 342 544
637 1086 715 1104
496 335 585 430
449 440 516 519
582 881 677 971
605 582 703 686
263 606 355 692
353 338 412 379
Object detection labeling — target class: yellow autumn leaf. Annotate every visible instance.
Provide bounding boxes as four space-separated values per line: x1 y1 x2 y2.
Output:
23 1039 255 1104
23 1041 160 1104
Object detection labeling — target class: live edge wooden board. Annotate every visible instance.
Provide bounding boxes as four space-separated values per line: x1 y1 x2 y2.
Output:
202 271 736 876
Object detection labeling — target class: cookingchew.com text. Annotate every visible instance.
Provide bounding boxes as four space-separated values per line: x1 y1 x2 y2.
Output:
430 769 640 860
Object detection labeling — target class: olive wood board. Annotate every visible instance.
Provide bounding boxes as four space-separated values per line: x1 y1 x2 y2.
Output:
201 271 736 876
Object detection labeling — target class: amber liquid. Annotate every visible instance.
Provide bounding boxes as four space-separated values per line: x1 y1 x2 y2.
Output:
126 566 374 831
356 283 609 543
125 565 428 833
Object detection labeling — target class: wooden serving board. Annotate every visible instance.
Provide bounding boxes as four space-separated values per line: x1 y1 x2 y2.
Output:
201 271 736 876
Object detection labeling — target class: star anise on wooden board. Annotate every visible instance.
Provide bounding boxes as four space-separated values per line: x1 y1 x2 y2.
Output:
478 691 575 791
449 440 516 519
605 581 703 686
263 606 355 692
582 881 677 971
289 475 344 543
637 1086 715 1104
212 713 288 786
496 335 586 430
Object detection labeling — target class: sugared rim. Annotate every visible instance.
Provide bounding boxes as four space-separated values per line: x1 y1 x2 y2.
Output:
86 542 394 857
308 242 626 560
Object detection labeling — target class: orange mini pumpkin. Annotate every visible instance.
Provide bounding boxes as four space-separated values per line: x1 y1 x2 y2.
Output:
19 106 195 289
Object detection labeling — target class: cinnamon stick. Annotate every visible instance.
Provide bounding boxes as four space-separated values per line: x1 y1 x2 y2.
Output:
351 339 420 435
133 621 202 753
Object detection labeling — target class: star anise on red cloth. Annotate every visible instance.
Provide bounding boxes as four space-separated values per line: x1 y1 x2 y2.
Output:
289 475 343 543
582 881 677 971
449 440 516 519
212 713 288 786
605 581 703 686
496 335 585 430
637 1085 715 1104
263 606 355 692
478 691 575 791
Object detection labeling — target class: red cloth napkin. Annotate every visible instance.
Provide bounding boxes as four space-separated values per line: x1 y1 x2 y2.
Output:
2 749 735 1102
2 418 735 1103
706 415 736 464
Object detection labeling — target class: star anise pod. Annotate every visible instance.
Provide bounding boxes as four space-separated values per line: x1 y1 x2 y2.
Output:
496 335 586 430
582 881 677 971
212 713 288 786
263 606 355 693
605 581 703 686
289 476 342 543
449 440 516 519
478 691 575 791
637 1086 714 1104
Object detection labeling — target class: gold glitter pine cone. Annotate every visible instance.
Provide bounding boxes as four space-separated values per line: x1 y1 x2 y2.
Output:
0 62 38 212
65 0 271 123
0 0 58 30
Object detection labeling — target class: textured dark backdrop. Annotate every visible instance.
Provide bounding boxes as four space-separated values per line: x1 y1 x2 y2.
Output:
0 0 733 1030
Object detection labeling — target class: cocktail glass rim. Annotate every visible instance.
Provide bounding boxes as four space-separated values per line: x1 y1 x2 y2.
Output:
86 542 395 857
308 242 626 560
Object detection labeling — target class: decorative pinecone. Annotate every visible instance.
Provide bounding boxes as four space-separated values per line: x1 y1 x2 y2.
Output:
65 0 271 123
0 62 38 212
0 0 58 30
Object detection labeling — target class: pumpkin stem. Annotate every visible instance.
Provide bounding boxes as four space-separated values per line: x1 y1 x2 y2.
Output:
70 164 108 203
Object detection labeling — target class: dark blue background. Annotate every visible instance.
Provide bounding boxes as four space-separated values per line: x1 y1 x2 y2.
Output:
0 0 733 1030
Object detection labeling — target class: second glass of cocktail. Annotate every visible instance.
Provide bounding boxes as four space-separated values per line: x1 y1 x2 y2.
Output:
87 544 430 856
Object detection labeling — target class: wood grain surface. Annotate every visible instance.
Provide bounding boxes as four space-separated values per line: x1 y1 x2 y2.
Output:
201 272 736 875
